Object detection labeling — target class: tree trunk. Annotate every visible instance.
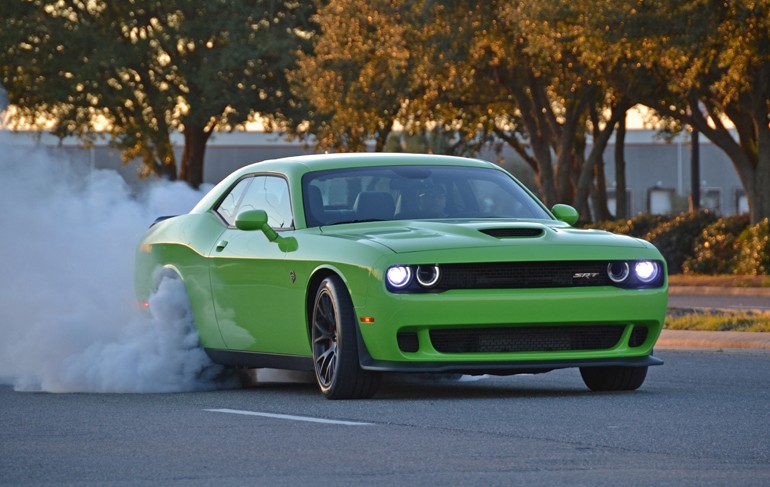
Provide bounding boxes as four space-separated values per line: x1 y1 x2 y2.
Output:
750 121 770 223
554 98 589 204
638 94 770 223
614 113 628 219
374 124 393 152
153 130 178 181
689 128 701 211
153 159 177 180
749 98 770 223
694 112 770 224
592 157 612 222
510 80 559 206
572 151 592 220
180 124 212 189
574 104 623 219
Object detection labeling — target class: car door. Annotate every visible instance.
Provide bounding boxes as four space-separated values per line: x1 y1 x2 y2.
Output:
208 174 307 355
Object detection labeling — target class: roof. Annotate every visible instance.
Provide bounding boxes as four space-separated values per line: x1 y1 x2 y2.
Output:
191 152 502 214
238 152 497 174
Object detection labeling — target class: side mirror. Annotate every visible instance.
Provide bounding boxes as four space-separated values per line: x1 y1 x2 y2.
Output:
234 209 297 252
235 209 270 232
551 204 579 225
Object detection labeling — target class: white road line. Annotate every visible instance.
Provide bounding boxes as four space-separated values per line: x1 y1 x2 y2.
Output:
204 408 374 426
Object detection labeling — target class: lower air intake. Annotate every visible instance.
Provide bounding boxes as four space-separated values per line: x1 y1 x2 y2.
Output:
397 332 419 353
430 325 624 353
629 326 649 347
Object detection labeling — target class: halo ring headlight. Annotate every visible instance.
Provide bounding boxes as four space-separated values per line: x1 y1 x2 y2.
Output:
607 262 630 283
416 265 441 287
634 261 659 283
386 265 412 289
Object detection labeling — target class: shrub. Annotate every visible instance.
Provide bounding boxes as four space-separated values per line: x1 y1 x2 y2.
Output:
590 213 670 238
644 209 719 274
625 213 671 239
734 218 770 275
682 214 750 275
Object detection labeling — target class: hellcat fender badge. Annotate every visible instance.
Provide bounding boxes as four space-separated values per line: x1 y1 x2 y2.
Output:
290 271 296 283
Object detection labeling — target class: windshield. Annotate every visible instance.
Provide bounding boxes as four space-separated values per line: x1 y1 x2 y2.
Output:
301 165 551 227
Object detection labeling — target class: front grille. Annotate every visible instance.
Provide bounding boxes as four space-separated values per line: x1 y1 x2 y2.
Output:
436 261 612 290
429 325 624 353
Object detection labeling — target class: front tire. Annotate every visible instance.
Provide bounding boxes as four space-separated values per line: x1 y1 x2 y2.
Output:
311 276 380 399
580 366 648 391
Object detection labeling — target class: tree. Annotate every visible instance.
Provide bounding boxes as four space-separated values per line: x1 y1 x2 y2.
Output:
289 0 418 152
293 1 633 221
585 0 770 223
0 0 316 187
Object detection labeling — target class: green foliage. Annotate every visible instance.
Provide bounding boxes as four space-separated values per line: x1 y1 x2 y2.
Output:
593 212 770 276
590 213 670 239
294 0 770 223
588 0 770 223
682 215 750 275
644 210 719 274
288 0 417 152
734 219 770 276
0 0 316 186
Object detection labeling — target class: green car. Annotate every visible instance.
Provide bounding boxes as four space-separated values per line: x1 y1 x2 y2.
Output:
135 153 667 399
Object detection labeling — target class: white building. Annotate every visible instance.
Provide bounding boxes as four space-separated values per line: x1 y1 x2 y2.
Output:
0 128 746 217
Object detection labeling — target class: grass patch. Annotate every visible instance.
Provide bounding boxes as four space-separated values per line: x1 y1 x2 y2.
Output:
669 274 770 288
665 309 770 332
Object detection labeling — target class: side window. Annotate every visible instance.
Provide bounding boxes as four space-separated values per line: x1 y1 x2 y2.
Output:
238 176 293 229
215 177 253 226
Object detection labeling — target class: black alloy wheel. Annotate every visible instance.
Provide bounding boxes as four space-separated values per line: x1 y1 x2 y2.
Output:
311 276 380 399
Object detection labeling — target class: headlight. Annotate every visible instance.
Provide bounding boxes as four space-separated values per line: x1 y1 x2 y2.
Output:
634 261 659 283
607 260 663 288
386 265 412 289
416 265 440 287
386 264 442 292
607 262 630 283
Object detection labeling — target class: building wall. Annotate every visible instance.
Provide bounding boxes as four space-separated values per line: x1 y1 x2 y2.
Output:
0 129 746 217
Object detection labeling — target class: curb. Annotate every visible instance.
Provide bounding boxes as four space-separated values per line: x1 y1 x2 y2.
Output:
669 286 770 297
657 329 770 351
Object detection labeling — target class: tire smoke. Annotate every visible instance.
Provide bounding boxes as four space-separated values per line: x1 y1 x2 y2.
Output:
0 143 234 392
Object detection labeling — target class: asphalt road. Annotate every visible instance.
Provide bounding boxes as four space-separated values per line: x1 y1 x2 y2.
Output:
2 351 769 486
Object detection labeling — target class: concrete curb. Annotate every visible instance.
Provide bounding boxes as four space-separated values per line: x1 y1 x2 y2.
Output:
657 329 770 351
669 286 770 297
664 286 770 350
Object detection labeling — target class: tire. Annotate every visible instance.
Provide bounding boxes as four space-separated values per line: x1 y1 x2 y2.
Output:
580 366 648 392
311 276 381 399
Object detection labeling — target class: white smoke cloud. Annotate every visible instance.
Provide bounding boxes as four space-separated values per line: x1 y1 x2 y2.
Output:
0 143 235 392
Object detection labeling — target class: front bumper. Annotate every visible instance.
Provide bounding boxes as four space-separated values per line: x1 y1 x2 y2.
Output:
354 285 668 368
359 353 663 374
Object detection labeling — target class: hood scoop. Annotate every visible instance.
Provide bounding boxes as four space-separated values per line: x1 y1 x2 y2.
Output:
479 227 544 238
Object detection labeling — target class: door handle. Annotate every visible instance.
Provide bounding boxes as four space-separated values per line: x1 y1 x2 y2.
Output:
215 240 228 252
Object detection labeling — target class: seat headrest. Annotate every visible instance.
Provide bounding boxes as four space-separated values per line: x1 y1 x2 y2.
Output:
305 185 325 227
353 192 395 221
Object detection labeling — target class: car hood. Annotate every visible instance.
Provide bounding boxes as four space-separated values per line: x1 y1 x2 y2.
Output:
319 220 648 254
